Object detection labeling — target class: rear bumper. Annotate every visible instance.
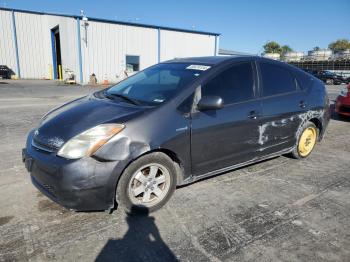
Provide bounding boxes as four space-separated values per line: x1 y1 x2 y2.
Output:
23 130 128 211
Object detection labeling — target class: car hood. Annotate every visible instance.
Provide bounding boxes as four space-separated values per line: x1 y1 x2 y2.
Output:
34 94 146 149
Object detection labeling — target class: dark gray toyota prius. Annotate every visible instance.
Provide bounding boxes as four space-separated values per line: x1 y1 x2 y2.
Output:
23 56 330 212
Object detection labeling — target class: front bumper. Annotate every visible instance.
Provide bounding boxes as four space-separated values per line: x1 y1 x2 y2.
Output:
22 130 128 211
335 96 350 117
334 79 343 85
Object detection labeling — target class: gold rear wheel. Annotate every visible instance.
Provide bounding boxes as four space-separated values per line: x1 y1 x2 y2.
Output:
298 127 317 157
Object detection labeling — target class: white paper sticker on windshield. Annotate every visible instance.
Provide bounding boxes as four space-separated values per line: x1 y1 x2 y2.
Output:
186 65 211 71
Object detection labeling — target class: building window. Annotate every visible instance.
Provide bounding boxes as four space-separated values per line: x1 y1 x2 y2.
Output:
126 55 140 73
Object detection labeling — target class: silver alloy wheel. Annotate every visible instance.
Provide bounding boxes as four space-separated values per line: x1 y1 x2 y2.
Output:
127 163 171 207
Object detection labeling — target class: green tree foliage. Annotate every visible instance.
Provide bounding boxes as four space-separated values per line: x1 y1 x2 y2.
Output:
281 45 293 55
313 46 321 51
263 42 293 55
263 41 282 54
328 39 350 53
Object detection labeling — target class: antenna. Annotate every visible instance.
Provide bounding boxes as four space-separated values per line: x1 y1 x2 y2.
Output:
80 10 88 21
80 10 89 46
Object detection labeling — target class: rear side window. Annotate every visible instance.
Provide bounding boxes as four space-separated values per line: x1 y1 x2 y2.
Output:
202 62 254 104
260 62 297 96
295 71 313 90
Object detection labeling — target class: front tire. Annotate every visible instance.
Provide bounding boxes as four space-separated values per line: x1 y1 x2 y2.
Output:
326 79 334 85
291 121 318 159
116 152 177 213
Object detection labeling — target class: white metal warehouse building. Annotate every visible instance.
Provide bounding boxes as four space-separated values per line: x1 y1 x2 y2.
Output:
0 8 220 83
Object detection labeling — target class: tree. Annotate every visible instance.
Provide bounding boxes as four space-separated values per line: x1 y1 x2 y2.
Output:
328 39 350 53
281 45 293 55
263 41 282 54
313 46 321 51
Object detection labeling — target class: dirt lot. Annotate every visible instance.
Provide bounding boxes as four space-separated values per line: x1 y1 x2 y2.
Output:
0 80 349 262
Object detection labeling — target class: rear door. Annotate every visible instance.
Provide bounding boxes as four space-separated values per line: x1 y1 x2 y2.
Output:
191 60 263 176
257 60 307 155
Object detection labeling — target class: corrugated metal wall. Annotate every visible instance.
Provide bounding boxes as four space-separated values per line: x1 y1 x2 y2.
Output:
13 12 79 79
0 9 218 83
0 11 79 79
160 30 216 61
80 21 158 83
14 12 50 79
0 10 17 75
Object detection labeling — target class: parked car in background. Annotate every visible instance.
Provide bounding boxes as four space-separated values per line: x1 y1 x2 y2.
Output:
22 56 330 213
346 76 350 84
0 65 12 79
336 84 350 117
312 70 346 85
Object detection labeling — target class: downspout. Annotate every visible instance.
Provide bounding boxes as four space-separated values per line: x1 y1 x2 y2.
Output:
11 10 21 78
76 18 83 83
214 35 219 56
158 28 161 63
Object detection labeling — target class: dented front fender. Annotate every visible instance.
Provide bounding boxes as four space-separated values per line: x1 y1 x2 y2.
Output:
94 134 151 161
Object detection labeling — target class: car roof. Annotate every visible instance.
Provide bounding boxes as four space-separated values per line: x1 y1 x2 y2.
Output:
164 55 258 66
163 56 310 77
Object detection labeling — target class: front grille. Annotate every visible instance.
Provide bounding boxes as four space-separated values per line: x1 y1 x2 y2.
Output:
339 106 350 113
42 183 55 194
31 176 57 199
32 137 58 153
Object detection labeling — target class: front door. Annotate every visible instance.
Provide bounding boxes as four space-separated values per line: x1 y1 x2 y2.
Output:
191 61 262 176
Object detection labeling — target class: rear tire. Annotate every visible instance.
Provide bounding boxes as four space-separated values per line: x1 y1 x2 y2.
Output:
290 121 318 159
116 152 177 213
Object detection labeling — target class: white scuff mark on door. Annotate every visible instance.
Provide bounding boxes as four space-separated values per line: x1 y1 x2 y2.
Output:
257 110 324 147
258 118 294 145
258 124 269 145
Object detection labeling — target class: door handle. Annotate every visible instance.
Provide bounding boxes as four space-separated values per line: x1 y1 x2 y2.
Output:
249 110 259 120
299 101 307 109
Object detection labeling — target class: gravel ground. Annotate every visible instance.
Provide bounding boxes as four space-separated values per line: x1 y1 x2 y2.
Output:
0 80 349 262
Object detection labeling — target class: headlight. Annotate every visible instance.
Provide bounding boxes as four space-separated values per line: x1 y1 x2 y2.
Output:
57 124 124 159
340 86 349 97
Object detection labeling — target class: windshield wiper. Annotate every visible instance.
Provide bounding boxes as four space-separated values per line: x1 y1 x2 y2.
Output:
106 92 141 105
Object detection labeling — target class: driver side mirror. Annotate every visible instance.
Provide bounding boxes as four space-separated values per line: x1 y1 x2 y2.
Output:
197 95 224 111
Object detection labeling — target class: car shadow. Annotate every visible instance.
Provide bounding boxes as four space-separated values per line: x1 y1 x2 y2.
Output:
330 103 350 122
95 206 178 262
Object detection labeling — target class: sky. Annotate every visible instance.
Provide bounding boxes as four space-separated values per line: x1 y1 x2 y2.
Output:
2 0 349 54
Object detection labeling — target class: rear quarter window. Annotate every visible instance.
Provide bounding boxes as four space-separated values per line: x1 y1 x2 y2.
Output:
260 62 297 96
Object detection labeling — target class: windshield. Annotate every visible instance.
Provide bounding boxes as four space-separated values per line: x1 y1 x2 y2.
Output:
106 63 210 105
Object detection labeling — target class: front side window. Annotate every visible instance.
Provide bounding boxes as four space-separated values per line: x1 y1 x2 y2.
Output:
201 62 255 104
107 63 208 105
260 62 297 96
